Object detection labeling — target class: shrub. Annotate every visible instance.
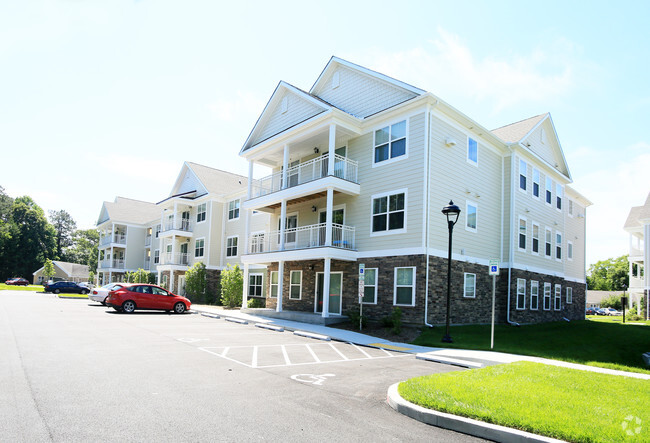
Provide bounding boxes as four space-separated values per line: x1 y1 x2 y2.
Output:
247 298 266 308
391 307 402 335
185 262 207 303
345 308 367 330
600 294 622 311
220 264 243 308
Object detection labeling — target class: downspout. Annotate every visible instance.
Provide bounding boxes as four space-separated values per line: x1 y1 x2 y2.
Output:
507 147 518 325
423 104 435 326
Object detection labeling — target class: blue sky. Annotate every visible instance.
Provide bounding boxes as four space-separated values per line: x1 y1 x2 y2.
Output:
1 0 649 266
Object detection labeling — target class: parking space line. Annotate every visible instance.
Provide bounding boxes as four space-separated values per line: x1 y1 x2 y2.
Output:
281 345 292 365
329 343 349 360
222 347 230 357
350 343 372 358
252 346 258 368
306 344 320 363
381 349 394 357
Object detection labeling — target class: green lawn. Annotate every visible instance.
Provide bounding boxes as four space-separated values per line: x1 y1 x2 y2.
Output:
413 320 650 374
587 315 650 325
399 361 649 443
0 283 43 291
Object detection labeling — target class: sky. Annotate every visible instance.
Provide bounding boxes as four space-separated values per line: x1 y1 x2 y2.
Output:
1 0 649 267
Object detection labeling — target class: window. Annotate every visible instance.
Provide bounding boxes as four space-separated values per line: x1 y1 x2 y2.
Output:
554 284 562 310
566 287 573 304
374 120 406 164
556 184 563 210
195 238 205 258
228 199 240 220
270 271 278 298
518 218 527 251
545 177 552 204
543 283 552 310
362 268 377 304
289 271 301 300
568 199 574 217
532 223 540 254
533 168 540 198
197 203 207 223
567 241 573 260
516 278 526 309
372 191 405 234
464 273 476 298
556 232 562 260
467 137 478 165
226 236 238 257
545 228 552 257
155 224 161 238
466 202 477 231
248 274 263 297
530 281 539 310
519 159 527 191
394 267 415 306
154 250 160 264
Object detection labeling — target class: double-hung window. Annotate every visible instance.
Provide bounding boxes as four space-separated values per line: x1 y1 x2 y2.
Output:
196 203 207 223
290 271 301 300
533 168 540 198
545 228 552 258
362 268 377 304
228 199 240 220
464 273 476 298
567 241 573 260
270 271 278 298
519 160 527 191
466 202 477 232
545 178 552 204
556 232 562 260
518 218 527 251
566 287 573 304
195 238 205 258
556 184 563 210
248 274 263 297
372 191 406 234
374 120 406 164
532 223 540 254
155 224 161 238
226 236 238 257
394 267 415 306
467 138 478 165
530 281 539 310
543 283 552 310
154 249 160 264
554 284 562 310
516 278 526 309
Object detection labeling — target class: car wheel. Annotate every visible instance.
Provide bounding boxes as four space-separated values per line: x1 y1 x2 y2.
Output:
122 300 136 314
173 302 186 314
82 289 89 295
54 289 60 294
102 297 107 306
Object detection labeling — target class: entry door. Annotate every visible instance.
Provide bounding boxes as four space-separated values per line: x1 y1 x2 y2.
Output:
315 272 343 315
178 275 186 296
180 243 188 265
318 209 344 246
278 215 298 245
181 211 190 230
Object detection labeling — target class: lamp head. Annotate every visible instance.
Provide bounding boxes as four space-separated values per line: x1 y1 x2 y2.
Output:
441 200 461 225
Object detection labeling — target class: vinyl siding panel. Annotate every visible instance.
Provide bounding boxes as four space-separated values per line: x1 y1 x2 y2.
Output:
209 201 225 266
177 169 206 195
564 197 587 281
125 226 145 269
524 121 569 177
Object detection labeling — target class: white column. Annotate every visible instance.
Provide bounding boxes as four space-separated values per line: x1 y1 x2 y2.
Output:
276 261 284 312
279 200 287 251
171 235 177 265
282 144 289 189
157 270 161 286
109 271 112 283
247 161 254 200
242 263 250 308
173 202 178 229
244 209 251 255
160 209 165 232
322 258 331 318
170 270 175 293
645 224 650 319
328 124 336 176
325 188 333 246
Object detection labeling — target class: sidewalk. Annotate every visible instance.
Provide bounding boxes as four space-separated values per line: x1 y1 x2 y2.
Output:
191 305 650 380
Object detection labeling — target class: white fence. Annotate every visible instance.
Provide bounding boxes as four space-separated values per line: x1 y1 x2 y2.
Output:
248 223 355 253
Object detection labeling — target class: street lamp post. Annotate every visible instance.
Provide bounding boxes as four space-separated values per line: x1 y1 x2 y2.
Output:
442 200 461 343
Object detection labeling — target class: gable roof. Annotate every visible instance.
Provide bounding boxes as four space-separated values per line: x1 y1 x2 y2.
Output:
33 260 89 278
624 192 650 230
186 162 248 197
491 114 547 143
97 197 160 226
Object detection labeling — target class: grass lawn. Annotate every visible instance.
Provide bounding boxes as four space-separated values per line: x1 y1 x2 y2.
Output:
0 283 44 291
413 320 650 374
57 293 88 299
587 315 650 326
399 361 649 443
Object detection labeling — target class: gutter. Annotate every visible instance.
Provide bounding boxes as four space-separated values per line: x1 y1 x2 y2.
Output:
423 103 437 327
506 147 518 326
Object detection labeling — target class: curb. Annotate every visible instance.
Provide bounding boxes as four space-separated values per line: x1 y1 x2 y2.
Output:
293 330 331 341
386 383 562 443
225 317 248 325
255 323 285 332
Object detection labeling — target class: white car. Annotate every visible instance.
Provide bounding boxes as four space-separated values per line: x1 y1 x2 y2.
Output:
602 307 622 316
89 283 125 305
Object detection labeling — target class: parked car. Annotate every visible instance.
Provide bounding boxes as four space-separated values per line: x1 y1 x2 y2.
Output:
595 308 608 316
44 281 89 294
106 284 191 314
78 282 95 290
585 307 597 315
5 277 29 286
90 283 125 305
602 307 623 316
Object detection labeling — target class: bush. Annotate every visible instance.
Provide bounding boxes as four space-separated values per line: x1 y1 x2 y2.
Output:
125 268 154 283
185 262 207 303
345 308 367 330
220 264 243 308
600 294 622 311
390 307 402 335
247 298 266 308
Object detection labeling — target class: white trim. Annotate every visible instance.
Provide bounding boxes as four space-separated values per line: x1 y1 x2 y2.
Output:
466 136 478 166
226 235 239 258
248 273 264 297
361 267 378 305
531 223 540 255
228 199 241 221
518 158 528 193
393 266 416 307
566 286 573 304
555 183 563 212
567 240 573 261
516 278 526 310
269 270 278 298
545 177 553 206
194 237 205 258
196 202 207 224
369 188 408 237
544 227 552 259
518 216 527 252
532 168 541 200
543 282 552 311
555 231 563 262
530 280 539 310
371 118 409 168
554 284 562 310
463 273 476 298
289 270 302 300
465 200 478 233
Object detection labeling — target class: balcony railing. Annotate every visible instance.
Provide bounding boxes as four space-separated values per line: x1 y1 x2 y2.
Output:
248 223 355 254
162 252 190 266
249 154 358 200
163 220 193 233
100 234 127 246
144 258 151 270
145 235 152 246
99 259 125 269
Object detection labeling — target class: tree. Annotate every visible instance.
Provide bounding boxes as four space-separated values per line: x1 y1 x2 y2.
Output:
43 259 56 283
185 262 207 304
64 229 99 271
220 264 243 308
586 255 629 291
49 210 77 259
125 268 154 283
0 186 15 279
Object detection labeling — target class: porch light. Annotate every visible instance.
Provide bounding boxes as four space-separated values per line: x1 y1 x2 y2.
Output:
441 200 461 343
314 147 319 154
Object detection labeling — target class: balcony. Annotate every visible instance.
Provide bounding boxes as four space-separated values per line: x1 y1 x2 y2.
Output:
162 252 190 266
100 234 127 247
144 258 151 270
248 223 355 254
99 259 125 269
248 154 359 204
145 235 152 246
160 220 193 238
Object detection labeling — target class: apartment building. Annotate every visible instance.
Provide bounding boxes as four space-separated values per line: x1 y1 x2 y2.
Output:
97 162 270 297
624 192 650 319
237 56 591 325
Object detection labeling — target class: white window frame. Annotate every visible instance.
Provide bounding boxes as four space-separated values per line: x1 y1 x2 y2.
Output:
532 168 540 199
567 241 573 261
554 284 562 310
269 271 278 298
519 159 527 192
530 280 539 310
568 199 574 217
362 268 378 305
370 189 407 237
393 266 416 307
467 137 478 166
289 270 302 300
155 224 161 238
556 232 562 261
545 177 553 205
248 273 263 297
556 184 563 211
463 273 476 298
545 227 552 258
465 201 477 232
196 202 207 223
518 217 527 252
566 287 573 304
532 223 540 255
226 235 238 257
372 119 408 167
228 199 240 221
154 249 160 264
543 282 552 311
516 278 526 310
194 238 205 258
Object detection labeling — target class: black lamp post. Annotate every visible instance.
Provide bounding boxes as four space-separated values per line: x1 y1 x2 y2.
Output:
441 200 461 343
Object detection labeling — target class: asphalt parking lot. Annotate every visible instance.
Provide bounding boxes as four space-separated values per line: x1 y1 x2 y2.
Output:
0 290 485 442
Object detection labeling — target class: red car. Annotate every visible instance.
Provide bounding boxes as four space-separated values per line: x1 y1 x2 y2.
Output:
5 278 29 286
105 283 191 314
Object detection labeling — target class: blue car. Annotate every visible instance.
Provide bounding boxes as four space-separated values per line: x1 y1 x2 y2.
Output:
44 281 89 295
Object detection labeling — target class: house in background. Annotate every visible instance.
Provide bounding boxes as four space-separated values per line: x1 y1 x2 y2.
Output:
623 192 650 319
237 56 591 325
33 261 90 284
